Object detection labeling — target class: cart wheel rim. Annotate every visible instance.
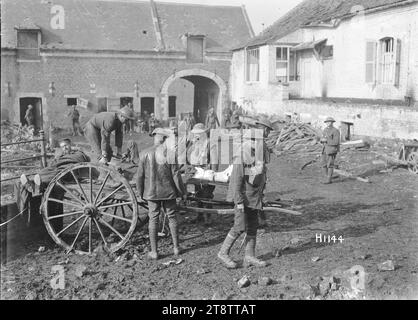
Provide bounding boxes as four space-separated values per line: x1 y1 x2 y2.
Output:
407 152 418 174
41 162 138 254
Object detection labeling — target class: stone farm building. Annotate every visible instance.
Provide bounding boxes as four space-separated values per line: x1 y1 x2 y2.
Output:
231 0 418 140
1 0 254 130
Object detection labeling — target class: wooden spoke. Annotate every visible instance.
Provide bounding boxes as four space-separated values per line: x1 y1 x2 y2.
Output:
96 184 124 207
94 171 111 204
56 213 86 237
99 201 133 211
89 167 93 203
120 202 126 218
97 217 124 240
48 197 83 210
102 198 116 213
70 169 89 203
56 181 85 206
67 216 89 253
47 210 84 220
101 211 133 223
111 200 119 226
93 217 108 247
88 218 92 254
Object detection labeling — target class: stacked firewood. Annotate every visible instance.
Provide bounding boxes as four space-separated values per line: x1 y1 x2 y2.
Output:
268 123 323 155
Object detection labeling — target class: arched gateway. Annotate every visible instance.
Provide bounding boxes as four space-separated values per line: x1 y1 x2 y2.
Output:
160 69 228 123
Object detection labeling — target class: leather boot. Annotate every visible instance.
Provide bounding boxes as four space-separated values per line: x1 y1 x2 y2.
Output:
168 219 182 256
322 167 331 184
243 236 267 267
326 168 334 184
217 233 238 269
148 221 159 259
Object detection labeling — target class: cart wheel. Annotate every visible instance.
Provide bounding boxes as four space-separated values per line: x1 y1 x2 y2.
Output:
41 163 138 254
407 152 418 174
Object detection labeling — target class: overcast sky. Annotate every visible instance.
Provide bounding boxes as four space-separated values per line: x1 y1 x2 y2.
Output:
156 0 304 35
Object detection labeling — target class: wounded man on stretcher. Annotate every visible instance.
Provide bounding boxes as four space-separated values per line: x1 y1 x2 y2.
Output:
17 138 90 212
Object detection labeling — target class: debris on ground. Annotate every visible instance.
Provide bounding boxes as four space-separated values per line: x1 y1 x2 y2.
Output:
258 276 273 286
311 256 321 262
196 267 210 275
162 258 183 267
74 264 87 278
237 275 251 288
268 123 323 155
378 260 396 271
211 290 232 300
37 246 45 253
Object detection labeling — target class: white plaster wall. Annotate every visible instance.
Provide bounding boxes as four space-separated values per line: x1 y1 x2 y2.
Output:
302 4 418 100
277 100 418 140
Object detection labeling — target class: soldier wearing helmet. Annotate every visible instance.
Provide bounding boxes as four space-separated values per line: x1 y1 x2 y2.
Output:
320 117 340 184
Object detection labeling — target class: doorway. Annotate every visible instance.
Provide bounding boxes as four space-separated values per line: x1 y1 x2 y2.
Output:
168 96 176 118
97 98 108 113
140 97 155 115
19 97 43 129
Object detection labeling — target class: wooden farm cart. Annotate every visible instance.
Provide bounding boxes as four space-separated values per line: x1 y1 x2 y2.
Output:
36 162 302 255
398 141 418 174
39 163 146 255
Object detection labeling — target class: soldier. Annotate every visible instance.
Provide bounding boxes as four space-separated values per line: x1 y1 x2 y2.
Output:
217 124 271 269
18 138 90 212
221 108 232 129
83 106 134 164
228 110 242 130
136 128 186 260
186 123 217 225
205 107 220 131
142 110 150 133
67 105 82 136
24 105 34 127
148 113 156 135
321 117 340 184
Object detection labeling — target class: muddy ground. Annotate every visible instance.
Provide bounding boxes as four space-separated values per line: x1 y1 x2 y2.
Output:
1 132 418 300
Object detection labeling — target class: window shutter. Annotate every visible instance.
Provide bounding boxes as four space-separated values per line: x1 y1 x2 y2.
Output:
393 38 401 87
365 41 377 84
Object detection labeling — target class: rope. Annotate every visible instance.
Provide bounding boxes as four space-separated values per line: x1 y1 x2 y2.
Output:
0 208 27 228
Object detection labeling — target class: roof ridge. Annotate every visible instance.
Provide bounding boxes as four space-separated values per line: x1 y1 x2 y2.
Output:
155 1 243 9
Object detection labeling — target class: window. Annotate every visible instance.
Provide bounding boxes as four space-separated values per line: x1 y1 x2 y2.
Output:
379 37 401 85
276 47 289 83
187 36 204 63
67 98 77 106
246 48 260 82
289 51 300 81
381 38 395 84
365 38 401 86
97 98 108 113
321 45 333 59
17 31 40 60
275 47 300 82
120 97 133 107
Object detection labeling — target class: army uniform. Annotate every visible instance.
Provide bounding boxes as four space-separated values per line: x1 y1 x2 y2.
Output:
136 128 186 259
217 122 273 269
321 117 340 184
84 112 125 162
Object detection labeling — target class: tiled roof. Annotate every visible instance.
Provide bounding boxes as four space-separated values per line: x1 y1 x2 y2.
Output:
1 0 253 52
155 2 253 51
235 0 415 50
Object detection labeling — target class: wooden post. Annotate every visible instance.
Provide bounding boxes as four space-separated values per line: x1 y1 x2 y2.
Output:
39 130 47 168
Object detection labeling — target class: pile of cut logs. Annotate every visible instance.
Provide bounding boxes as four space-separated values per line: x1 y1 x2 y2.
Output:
267 123 323 155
